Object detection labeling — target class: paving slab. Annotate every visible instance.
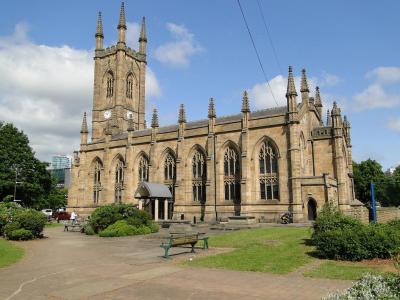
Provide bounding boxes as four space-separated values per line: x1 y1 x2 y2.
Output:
0 227 352 300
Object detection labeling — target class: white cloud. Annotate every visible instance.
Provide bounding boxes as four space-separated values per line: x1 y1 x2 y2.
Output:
126 21 140 50
320 71 341 87
366 67 400 84
353 66 400 111
155 23 203 67
388 118 400 133
353 83 400 110
146 67 162 98
249 74 319 110
0 23 161 161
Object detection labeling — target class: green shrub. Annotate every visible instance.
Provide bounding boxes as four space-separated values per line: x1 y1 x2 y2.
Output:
314 227 368 261
89 204 153 233
387 219 400 230
89 205 123 233
8 229 34 241
13 209 47 237
132 224 152 235
3 222 22 238
312 202 362 239
362 224 400 259
99 220 136 237
312 203 400 261
148 222 159 233
83 224 95 235
125 208 152 225
0 202 23 235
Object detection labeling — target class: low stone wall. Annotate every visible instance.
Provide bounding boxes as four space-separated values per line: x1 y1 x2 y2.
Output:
376 207 400 223
348 202 369 223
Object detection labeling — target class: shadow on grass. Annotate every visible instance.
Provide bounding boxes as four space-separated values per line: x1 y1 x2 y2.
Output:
301 238 324 259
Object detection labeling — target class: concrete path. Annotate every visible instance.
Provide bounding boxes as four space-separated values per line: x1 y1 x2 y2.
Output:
0 227 351 300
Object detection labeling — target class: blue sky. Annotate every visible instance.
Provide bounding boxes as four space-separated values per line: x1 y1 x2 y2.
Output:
0 1 399 169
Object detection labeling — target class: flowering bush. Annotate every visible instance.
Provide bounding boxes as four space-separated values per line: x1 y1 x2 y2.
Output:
323 273 400 300
0 202 23 235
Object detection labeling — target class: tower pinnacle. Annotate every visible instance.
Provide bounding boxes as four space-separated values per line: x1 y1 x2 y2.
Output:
314 86 323 117
139 17 147 54
117 2 126 44
241 91 250 113
300 69 309 93
178 104 186 123
300 68 309 104
96 12 104 38
208 97 216 118
80 112 88 133
151 108 159 128
95 12 104 50
326 109 332 126
286 66 297 97
118 2 127 29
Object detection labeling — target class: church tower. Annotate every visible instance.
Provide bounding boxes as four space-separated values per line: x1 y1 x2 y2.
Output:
91 2 147 141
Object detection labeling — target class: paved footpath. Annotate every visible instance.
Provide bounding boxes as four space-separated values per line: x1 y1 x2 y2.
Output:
0 227 351 300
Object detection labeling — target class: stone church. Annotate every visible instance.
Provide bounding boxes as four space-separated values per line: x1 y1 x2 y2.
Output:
68 3 363 223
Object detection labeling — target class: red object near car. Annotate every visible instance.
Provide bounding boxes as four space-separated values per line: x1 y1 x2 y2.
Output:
53 211 71 221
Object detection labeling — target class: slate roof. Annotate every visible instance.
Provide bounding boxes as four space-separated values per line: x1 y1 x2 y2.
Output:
105 105 288 141
134 182 173 199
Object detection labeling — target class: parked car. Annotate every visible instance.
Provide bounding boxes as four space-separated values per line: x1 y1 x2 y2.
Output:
41 209 53 221
53 211 71 222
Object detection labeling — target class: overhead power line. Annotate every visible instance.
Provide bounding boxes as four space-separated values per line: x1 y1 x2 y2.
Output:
237 0 278 106
256 0 283 74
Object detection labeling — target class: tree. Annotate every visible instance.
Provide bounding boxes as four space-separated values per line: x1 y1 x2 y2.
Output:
353 159 388 206
0 122 52 207
385 166 400 207
35 177 67 210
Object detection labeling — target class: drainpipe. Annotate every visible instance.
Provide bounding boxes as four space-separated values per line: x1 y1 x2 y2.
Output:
214 134 218 221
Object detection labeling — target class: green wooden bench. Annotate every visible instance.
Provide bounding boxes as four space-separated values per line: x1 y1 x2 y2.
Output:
160 234 199 258
198 235 209 249
168 224 209 250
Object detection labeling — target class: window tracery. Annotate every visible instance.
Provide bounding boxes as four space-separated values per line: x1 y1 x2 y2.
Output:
223 147 240 201
115 159 124 203
192 150 206 202
259 141 279 200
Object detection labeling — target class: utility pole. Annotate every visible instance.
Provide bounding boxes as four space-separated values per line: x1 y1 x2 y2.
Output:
370 182 376 224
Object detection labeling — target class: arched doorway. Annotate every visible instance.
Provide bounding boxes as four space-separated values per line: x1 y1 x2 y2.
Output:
307 199 317 221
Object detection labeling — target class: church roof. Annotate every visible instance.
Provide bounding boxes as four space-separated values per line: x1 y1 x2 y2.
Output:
102 105 288 141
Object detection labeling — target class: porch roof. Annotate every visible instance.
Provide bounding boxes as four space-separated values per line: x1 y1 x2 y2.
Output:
134 182 172 199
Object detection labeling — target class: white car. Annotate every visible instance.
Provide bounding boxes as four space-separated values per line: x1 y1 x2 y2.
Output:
41 209 53 219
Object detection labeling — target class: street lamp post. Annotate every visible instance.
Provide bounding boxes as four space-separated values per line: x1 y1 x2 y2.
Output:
12 164 21 202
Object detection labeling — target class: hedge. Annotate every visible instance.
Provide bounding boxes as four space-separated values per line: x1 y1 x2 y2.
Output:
312 202 400 261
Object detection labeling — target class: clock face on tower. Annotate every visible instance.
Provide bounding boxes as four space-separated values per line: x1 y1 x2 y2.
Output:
104 110 111 119
126 111 133 119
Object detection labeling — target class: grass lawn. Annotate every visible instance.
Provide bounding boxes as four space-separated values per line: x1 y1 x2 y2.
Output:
187 227 313 274
186 227 396 279
304 261 384 280
0 238 24 268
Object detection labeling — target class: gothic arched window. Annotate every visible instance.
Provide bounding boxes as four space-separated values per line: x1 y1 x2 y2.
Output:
164 153 176 181
126 74 134 99
259 141 279 200
192 150 206 202
93 160 102 204
138 155 149 182
106 72 114 98
115 159 124 203
164 153 176 216
223 147 240 201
